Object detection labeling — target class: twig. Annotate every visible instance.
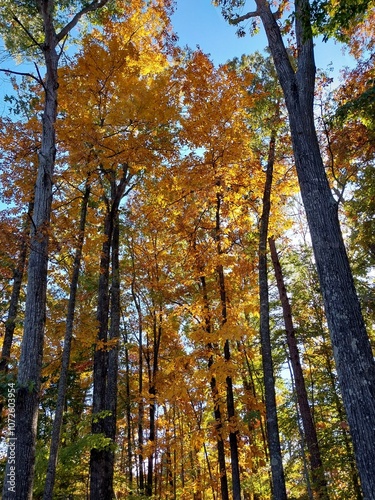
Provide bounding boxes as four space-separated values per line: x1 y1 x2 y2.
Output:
12 15 42 49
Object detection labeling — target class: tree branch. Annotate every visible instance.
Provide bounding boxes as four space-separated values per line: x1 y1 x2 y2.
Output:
12 15 42 49
229 10 259 25
0 68 41 84
57 0 110 41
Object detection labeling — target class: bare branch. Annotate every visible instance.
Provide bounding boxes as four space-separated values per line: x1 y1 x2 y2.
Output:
229 10 259 25
34 62 46 90
0 68 41 84
57 0 110 41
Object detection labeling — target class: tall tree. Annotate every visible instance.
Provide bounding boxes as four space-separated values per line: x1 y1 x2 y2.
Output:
43 183 91 500
0 2 111 498
269 237 328 499
217 1 375 496
258 132 287 500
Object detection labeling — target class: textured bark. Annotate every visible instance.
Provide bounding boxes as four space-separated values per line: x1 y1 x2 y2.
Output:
269 237 328 499
90 168 131 499
258 133 287 500
2 6 58 497
254 1 375 496
43 184 90 500
103 211 121 496
1 4 109 498
90 204 113 499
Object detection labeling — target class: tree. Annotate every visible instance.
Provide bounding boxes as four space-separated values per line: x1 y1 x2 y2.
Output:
0 2 111 497
258 133 287 500
269 237 328 499
43 183 90 500
216 1 375 496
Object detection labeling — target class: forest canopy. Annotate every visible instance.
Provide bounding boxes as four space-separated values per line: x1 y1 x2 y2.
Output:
0 1 374 499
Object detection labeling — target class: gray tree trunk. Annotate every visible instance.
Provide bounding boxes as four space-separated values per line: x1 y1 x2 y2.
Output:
258 132 287 499
254 0 375 496
1 3 109 498
2 8 58 497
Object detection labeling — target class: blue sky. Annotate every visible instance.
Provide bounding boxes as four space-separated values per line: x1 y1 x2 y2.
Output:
171 0 355 74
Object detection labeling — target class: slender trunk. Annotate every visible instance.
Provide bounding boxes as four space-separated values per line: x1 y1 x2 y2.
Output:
286 356 314 500
255 1 375 495
137 307 145 493
130 253 145 494
257 133 287 499
269 237 328 499
2 8 59 497
200 275 229 500
124 328 133 487
146 306 162 497
0 203 32 376
43 184 90 500
146 385 156 496
215 191 241 500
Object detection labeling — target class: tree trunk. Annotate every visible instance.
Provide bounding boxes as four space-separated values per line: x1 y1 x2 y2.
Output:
254 1 375 496
124 326 133 488
90 204 113 499
200 275 230 500
90 167 131 499
43 184 90 500
215 191 241 500
2 8 59 497
258 133 287 500
269 237 329 499
103 209 121 496
1 4 109 497
146 306 162 497
0 203 32 377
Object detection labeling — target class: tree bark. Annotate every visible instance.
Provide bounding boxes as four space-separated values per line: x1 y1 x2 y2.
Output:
2 7 58 497
257 133 287 500
1 4 109 498
253 1 375 496
89 203 113 499
43 183 90 500
146 306 162 497
90 167 131 499
269 237 329 499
